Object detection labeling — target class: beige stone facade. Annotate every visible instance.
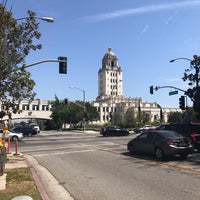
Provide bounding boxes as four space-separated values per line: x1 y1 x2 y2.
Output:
92 48 181 125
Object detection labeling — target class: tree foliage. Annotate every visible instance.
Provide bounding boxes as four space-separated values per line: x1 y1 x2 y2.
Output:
167 112 182 123
50 96 99 130
124 107 136 128
183 55 200 120
0 3 42 118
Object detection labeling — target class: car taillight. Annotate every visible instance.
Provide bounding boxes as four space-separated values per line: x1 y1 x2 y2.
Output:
166 139 174 145
191 133 197 142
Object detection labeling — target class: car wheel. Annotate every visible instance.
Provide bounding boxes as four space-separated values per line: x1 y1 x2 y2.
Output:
179 153 188 159
28 133 32 137
128 144 135 153
155 148 164 159
11 136 18 141
195 146 200 152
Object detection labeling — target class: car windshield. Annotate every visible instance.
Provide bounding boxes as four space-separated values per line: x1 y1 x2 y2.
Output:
160 131 182 139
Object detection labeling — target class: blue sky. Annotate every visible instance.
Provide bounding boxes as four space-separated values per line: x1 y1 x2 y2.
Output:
5 0 200 108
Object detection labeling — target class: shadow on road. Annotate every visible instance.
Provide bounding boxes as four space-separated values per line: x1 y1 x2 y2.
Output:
122 151 200 166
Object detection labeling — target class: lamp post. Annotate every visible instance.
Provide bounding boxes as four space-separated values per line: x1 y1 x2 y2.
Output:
169 55 200 119
69 86 86 132
16 16 54 23
170 57 192 63
170 55 200 89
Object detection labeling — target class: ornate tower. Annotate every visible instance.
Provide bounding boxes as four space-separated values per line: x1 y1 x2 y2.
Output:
97 48 123 100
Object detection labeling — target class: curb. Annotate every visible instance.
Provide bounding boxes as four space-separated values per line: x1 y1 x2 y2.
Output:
25 156 49 200
25 155 74 200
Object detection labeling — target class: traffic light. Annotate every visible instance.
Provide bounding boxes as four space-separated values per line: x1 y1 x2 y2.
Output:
150 85 153 95
109 112 113 121
83 112 88 118
64 98 68 104
58 56 67 74
179 96 185 110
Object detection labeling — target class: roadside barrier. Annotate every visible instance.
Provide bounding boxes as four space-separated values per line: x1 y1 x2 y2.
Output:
7 135 11 154
14 138 19 155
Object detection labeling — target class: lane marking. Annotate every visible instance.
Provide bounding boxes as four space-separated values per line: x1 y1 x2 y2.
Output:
34 149 96 157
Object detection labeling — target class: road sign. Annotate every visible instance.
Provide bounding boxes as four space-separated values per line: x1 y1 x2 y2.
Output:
169 91 178 96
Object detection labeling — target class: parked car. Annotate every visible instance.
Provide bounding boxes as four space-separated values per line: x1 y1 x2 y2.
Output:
12 126 37 137
127 130 193 159
156 123 200 151
134 125 156 133
100 126 129 136
30 124 40 133
0 129 24 141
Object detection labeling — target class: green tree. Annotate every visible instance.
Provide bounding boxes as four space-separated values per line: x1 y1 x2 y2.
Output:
113 112 123 127
124 107 136 128
51 96 100 130
183 55 200 120
85 102 99 122
50 96 65 130
167 112 182 123
0 4 41 118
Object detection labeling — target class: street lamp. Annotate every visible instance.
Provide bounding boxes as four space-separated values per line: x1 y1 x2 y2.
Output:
169 56 200 114
169 57 192 63
69 86 86 132
16 16 54 23
170 55 200 88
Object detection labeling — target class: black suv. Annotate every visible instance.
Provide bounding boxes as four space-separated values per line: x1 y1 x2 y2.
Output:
100 126 129 136
156 123 200 151
12 126 37 137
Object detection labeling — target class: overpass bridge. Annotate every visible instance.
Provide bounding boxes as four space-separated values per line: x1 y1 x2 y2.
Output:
11 110 52 120
1 99 52 121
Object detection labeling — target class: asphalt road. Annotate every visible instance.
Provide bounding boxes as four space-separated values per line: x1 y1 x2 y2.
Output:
11 131 200 200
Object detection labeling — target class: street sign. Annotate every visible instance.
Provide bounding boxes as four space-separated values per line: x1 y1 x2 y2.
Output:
169 91 178 96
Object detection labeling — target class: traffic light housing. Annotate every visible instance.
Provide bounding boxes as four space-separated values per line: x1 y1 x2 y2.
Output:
83 112 88 118
150 85 153 94
58 56 67 74
109 112 113 121
64 98 68 104
179 96 185 110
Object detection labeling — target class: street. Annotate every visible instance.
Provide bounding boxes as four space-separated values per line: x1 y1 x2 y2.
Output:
11 131 200 200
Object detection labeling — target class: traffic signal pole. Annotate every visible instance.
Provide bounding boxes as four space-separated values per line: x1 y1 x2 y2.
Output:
150 85 188 110
153 85 186 93
24 58 67 74
25 59 60 68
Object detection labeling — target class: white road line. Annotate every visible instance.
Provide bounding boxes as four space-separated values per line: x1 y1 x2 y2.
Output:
21 142 118 153
34 149 96 157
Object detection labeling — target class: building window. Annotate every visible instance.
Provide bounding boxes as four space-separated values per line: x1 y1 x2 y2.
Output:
111 61 114 68
42 105 49 111
106 115 109 121
32 105 39 110
22 104 29 110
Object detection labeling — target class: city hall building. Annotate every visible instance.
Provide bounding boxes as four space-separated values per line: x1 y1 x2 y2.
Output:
92 48 180 125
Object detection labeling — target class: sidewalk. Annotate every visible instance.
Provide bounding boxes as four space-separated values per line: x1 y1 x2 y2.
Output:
0 153 74 200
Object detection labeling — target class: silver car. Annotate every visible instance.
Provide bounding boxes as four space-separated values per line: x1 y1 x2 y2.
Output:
0 129 24 141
